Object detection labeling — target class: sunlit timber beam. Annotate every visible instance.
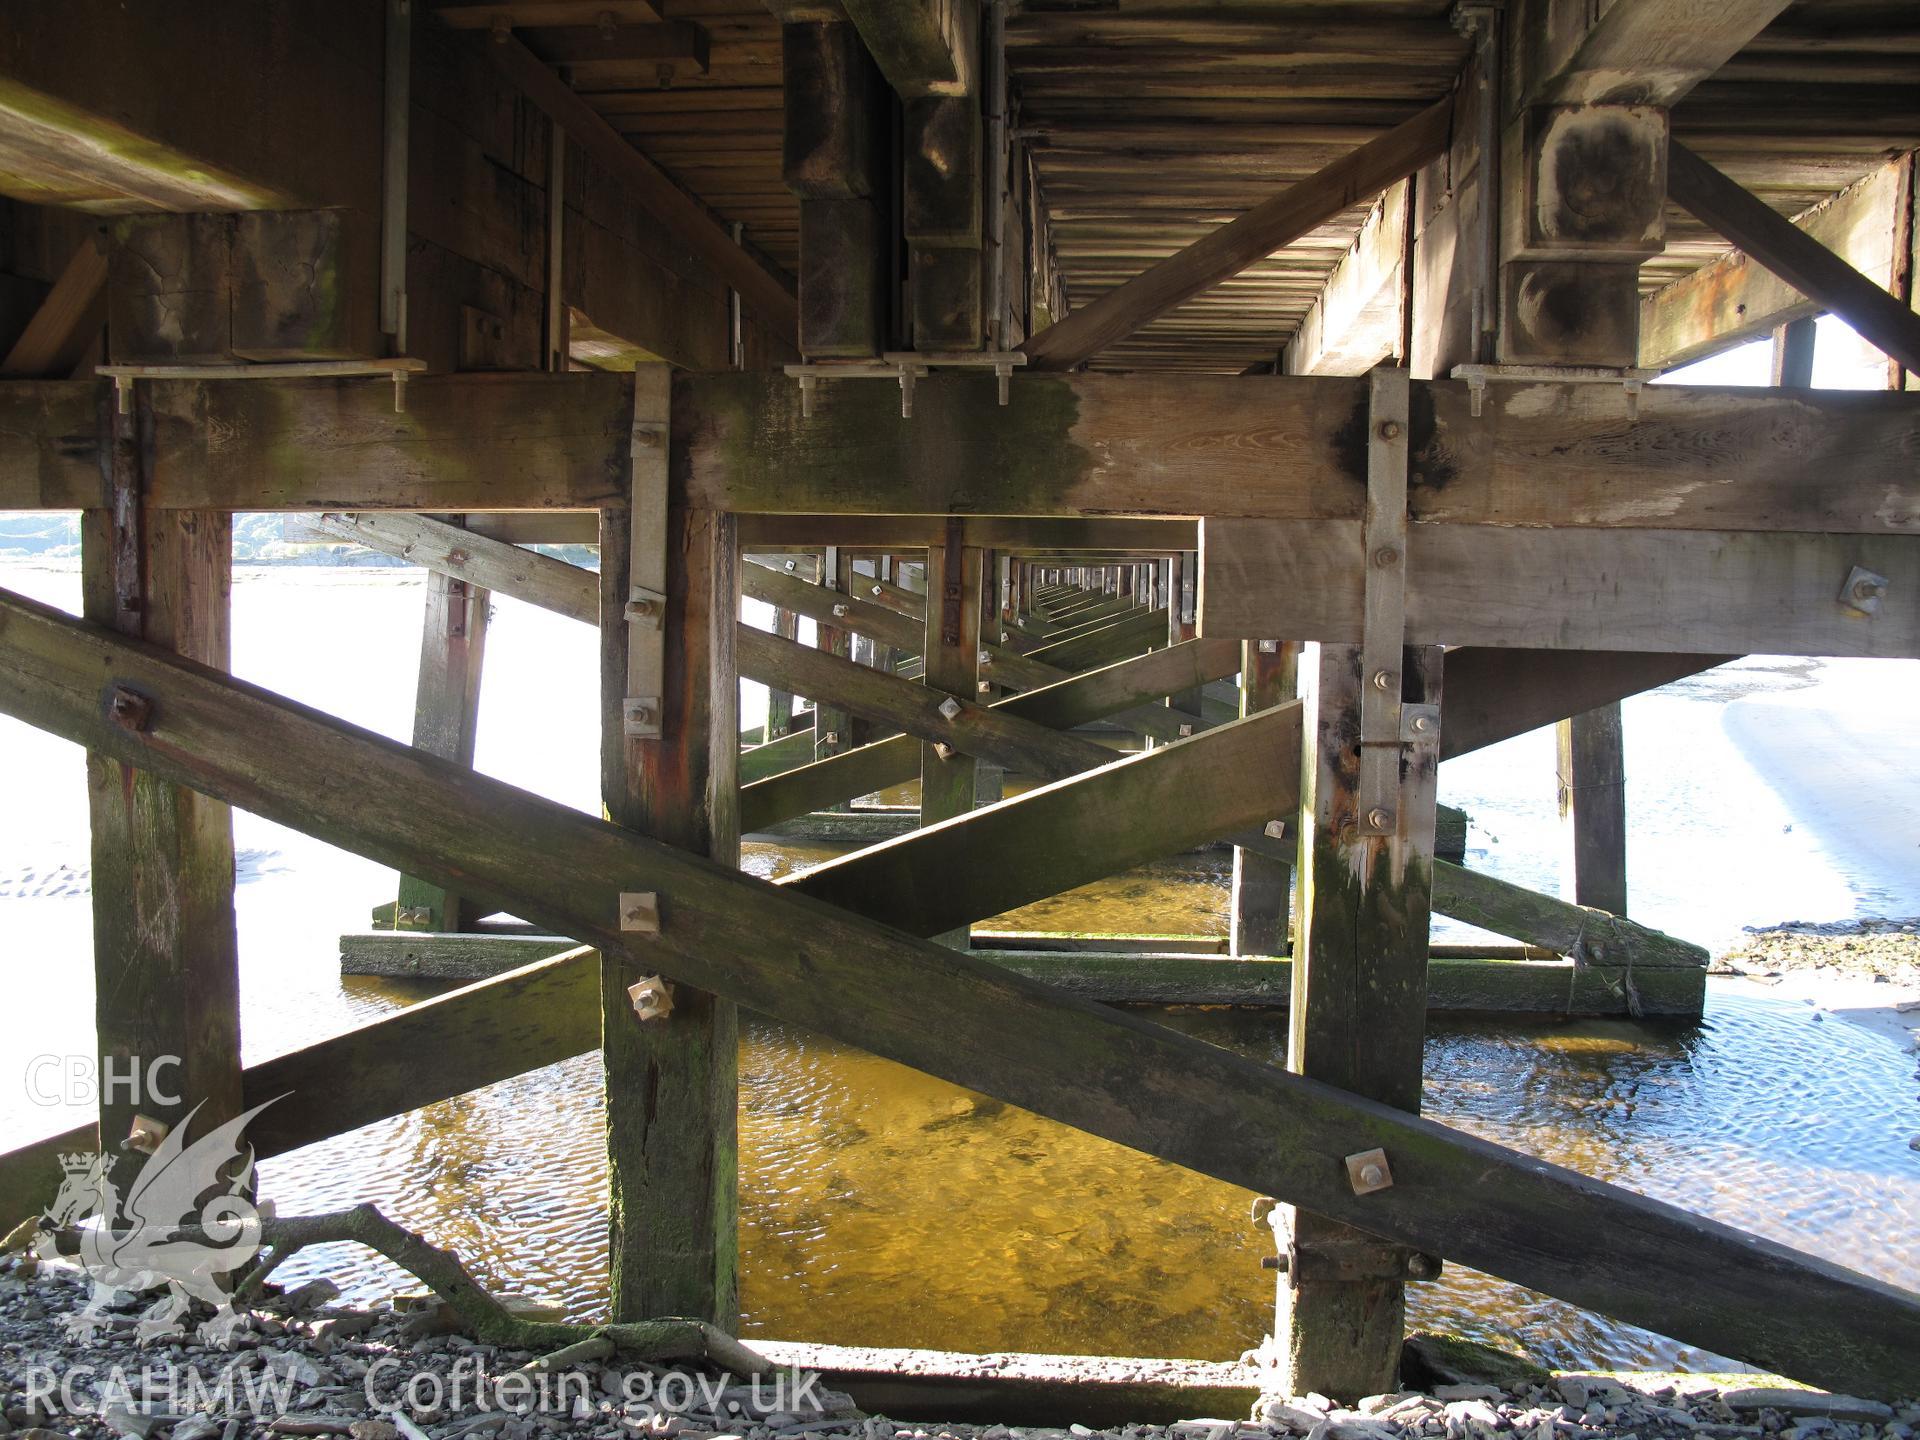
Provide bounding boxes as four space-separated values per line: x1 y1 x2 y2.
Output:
2 585 1919 1397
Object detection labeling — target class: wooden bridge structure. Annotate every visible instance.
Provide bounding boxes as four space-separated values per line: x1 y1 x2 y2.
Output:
0 0 1918 1405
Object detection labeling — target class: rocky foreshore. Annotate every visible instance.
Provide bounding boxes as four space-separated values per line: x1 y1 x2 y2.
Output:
2 1257 1914 1440
1718 918 1920 986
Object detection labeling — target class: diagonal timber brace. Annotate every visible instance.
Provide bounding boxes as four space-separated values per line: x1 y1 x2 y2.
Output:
2 585 1917 1393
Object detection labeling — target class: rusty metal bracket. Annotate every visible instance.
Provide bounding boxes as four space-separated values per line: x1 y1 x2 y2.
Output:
939 516 966 648
625 367 669 741
1357 369 1410 837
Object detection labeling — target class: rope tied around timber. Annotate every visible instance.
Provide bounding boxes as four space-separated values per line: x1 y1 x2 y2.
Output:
1564 908 1646 1020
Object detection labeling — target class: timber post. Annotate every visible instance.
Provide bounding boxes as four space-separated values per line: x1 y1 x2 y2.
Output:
1557 703 1629 916
922 522 984 945
395 547 491 931
815 546 854 769
598 367 741 1329
1233 639 1300 955
81 383 242 1190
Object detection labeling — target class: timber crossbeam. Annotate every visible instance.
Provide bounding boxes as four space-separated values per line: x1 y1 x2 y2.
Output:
1 584 1915 1397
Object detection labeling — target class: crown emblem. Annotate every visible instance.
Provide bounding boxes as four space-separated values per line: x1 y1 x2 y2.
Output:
58 1152 99 1174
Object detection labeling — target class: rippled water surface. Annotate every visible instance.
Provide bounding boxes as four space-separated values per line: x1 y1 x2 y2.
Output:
3 561 1919 1370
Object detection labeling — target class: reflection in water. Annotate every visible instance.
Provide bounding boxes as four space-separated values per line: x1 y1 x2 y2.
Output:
259 986 1920 1370
5 566 1918 1372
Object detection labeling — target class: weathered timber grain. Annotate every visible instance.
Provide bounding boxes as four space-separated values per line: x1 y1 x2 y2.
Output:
311 512 598 624
1282 644 1441 1398
1025 606 1167 670
675 371 1920 534
334 936 1700 1018
598 502 740 1328
1198 519 1920 658
1432 861 1706 971
2 586 1918 1397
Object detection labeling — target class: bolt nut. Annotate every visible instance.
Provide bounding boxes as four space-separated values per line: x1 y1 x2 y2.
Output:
1263 819 1288 840
831 603 849 617
1371 668 1396 692
933 741 956 761
1407 1253 1441 1281
822 731 841 746
1372 545 1401 569
1366 806 1394 832
107 686 153 734
977 680 992 694
124 1114 171 1155
1257 639 1279 654
1411 714 1435 735
871 585 884 597
1345 1147 1394 1195
1177 723 1194 738
785 560 797 572
1377 419 1403 441
938 695 963 721
627 975 674 1022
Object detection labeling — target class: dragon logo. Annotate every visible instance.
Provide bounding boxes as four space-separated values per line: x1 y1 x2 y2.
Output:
39 1098 280 1345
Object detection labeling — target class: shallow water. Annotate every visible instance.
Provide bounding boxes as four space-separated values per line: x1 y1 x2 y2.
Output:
3 560 1919 1369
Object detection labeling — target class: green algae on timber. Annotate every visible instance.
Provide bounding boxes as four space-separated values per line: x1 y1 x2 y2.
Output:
706 371 1095 514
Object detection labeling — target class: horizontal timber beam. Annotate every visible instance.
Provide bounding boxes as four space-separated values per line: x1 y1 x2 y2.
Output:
9 375 1916 540
1666 142 1920 375
740 637 1239 831
1199 519 1920 658
1020 98 1452 370
2 585 1916 1396
736 515 1196 551
673 372 1920 532
336 934 1703 1018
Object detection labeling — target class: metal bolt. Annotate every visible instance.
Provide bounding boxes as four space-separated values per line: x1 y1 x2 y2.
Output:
624 596 657 622
822 731 841 746
938 696 963 721
634 428 662 448
978 648 992 665
933 741 956 761
1177 723 1193 738
627 975 674 1022
1411 714 1434 735
1257 639 1279 654
619 891 661 934
1377 419 1403 441
1263 820 1287 840
1366 806 1394 831
1371 668 1395 692
1853 577 1887 602
977 680 992 694
124 1114 170 1155
785 560 797 572
1407 1253 1441 1281
831 602 849 617
1372 545 1400 569
1345 1147 1394 1195
872 585 884 597
107 686 153 734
